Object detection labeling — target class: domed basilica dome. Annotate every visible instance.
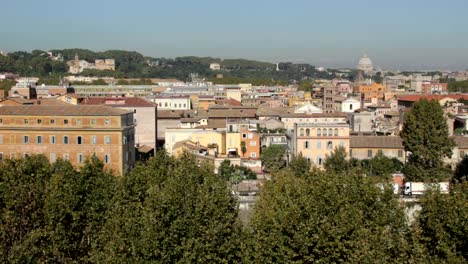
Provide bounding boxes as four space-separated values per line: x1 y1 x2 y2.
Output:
357 54 373 73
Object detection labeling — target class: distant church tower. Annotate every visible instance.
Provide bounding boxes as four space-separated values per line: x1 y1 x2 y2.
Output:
74 53 79 61
276 63 280 72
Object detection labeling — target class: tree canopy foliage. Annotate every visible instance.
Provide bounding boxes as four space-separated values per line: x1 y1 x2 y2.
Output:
218 159 257 184
1 151 467 262
92 151 242 263
249 168 410 263
401 99 455 182
448 80 468 93
0 153 242 263
260 145 287 173
414 181 468 262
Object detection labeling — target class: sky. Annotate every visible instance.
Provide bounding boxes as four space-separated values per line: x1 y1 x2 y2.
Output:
1 0 468 70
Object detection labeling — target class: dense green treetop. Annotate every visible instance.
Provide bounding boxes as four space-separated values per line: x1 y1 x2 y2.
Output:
260 145 287 173
400 99 455 181
249 168 410 263
414 181 468 262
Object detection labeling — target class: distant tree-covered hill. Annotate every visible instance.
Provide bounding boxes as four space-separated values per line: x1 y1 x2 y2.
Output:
0 48 341 84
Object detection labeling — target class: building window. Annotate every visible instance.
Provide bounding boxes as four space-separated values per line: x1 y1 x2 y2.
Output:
250 141 256 146
105 119 110 125
323 129 328 136
50 136 56 144
50 119 55 125
398 150 403 158
77 153 84 164
317 141 322 149
77 136 83 145
91 119 96 125
23 136 29 144
350 149 353 157
105 136 111 144
64 119 69 125
123 136 128 144
63 136 69 144
37 119 42 124
50 153 56 163
340 141 345 147
36 136 43 144
329 128 333 136
334 128 338 136
304 141 310 149
76 119 82 126
305 129 310 136
91 136 97 144
317 129 321 136
0 152 3 161
378 149 383 155
242 133 247 139
104 154 111 164
0 118 2 124
299 128 304 137
164 102 168 107
24 119 29 124
368 150 373 158
250 152 257 158
327 141 333 149
459 150 465 158
317 157 323 166
63 153 69 161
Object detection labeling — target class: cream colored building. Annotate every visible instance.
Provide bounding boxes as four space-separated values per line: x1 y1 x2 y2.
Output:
165 127 226 155
295 122 350 167
225 87 242 102
0 105 135 175
281 113 348 133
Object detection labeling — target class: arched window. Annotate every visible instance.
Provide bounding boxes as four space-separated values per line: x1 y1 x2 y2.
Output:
304 141 309 149
323 129 328 136
327 141 333 149
329 128 333 136
318 157 323 166
334 128 339 136
305 128 310 136
300 128 304 136
317 129 321 136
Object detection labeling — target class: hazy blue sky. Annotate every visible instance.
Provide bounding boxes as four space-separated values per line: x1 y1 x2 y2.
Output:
1 0 467 70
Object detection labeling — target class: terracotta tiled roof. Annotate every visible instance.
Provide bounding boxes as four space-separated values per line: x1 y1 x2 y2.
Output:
196 119 227 129
79 97 156 107
215 98 242 106
137 145 154 153
197 109 256 118
350 136 404 149
157 110 194 119
0 105 132 116
3 97 34 105
281 112 348 118
257 107 295 116
209 104 255 110
32 98 70 106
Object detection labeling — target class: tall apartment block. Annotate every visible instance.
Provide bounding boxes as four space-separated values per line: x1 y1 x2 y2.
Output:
0 105 135 175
